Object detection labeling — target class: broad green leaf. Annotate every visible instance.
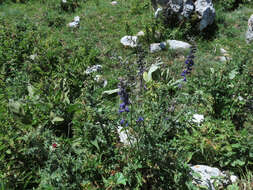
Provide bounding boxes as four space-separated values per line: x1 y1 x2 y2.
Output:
8 100 25 116
91 139 100 151
143 71 150 82
229 69 238 80
147 64 160 81
115 173 127 185
52 116 64 123
27 84 39 100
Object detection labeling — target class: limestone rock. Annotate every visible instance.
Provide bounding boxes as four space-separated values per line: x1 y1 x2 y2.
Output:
195 0 216 31
191 165 238 190
68 16 80 28
120 36 138 48
220 48 227 54
111 1 117 5
136 31 145 37
85 65 102 74
150 42 166 53
166 40 191 50
246 14 253 43
153 0 215 31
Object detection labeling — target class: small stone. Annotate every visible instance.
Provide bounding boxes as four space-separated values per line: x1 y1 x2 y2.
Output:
62 0 67 3
120 36 138 48
230 175 238 183
74 16 80 22
136 31 145 37
166 40 191 50
86 65 102 74
220 48 227 54
150 43 162 53
219 56 227 62
68 22 79 28
111 1 117 5
192 114 204 123
150 42 166 53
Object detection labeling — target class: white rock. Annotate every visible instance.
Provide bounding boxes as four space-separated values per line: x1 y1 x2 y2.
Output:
111 1 117 5
74 16 80 22
219 56 227 62
150 42 166 53
246 14 253 43
68 22 78 28
120 36 138 48
195 0 216 31
62 0 67 3
85 65 102 74
191 165 222 190
182 2 195 18
95 75 108 87
230 175 238 183
136 31 145 37
192 114 204 123
191 165 238 190
166 40 191 50
220 48 227 54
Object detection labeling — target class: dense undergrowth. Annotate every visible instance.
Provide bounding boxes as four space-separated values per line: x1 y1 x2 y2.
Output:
0 0 253 189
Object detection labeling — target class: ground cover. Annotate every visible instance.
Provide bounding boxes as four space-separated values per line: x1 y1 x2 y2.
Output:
0 0 252 189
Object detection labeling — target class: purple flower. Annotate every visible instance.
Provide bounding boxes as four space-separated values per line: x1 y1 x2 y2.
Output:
136 117 144 122
118 81 130 113
181 45 195 82
120 119 125 125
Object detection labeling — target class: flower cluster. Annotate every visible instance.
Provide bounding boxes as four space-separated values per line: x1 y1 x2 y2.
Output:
181 42 197 82
118 81 130 113
118 80 130 126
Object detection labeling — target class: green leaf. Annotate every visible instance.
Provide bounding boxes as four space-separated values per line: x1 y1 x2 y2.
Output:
52 116 64 123
229 69 238 80
91 139 100 151
143 71 150 82
8 99 25 116
231 160 245 166
115 173 127 185
231 144 240 148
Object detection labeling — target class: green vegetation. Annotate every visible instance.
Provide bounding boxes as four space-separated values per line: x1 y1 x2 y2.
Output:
0 0 252 189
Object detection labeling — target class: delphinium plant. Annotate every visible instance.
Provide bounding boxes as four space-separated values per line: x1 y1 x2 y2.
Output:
181 40 197 82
